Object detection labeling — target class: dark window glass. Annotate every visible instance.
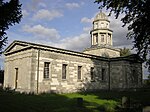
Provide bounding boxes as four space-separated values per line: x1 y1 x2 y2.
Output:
44 62 50 79
62 64 67 79
101 68 105 81
101 35 104 42
78 66 82 80
91 67 94 81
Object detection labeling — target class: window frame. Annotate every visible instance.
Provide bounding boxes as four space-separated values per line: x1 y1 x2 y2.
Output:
101 34 104 42
91 67 95 81
43 62 50 79
101 68 105 81
62 64 67 80
77 66 82 80
93 33 98 44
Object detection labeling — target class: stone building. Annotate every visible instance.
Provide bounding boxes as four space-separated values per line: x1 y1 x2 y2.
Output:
3 12 143 93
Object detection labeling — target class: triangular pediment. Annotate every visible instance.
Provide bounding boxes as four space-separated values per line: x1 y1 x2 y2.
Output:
4 41 28 54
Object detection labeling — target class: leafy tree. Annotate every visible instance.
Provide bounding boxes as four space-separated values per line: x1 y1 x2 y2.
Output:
94 0 150 72
120 47 131 56
0 0 22 54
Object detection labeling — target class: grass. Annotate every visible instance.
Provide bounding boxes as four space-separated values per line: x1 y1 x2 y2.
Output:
0 88 149 112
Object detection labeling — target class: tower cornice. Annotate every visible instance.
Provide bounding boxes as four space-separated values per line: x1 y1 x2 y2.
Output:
90 28 113 34
93 19 110 23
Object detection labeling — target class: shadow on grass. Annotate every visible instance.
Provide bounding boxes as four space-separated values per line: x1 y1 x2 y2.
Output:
0 87 149 112
0 88 116 112
78 89 150 112
80 89 150 105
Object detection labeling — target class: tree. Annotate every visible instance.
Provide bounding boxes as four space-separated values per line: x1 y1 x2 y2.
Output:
94 0 150 72
120 47 131 56
0 0 22 54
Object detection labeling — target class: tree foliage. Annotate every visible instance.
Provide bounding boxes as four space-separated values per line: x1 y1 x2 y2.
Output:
94 0 150 72
0 0 22 54
120 47 131 56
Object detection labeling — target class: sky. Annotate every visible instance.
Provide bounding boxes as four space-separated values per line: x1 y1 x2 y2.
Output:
1 0 148 77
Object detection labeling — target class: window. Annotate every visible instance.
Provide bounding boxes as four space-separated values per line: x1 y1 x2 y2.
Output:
78 66 82 80
43 62 50 79
96 36 98 43
62 64 67 79
101 68 105 81
91 67 95 81
101 35 104 42
15 68 18 89
94 33 98 44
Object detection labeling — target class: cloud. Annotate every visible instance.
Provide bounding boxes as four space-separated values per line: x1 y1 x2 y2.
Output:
81 17 93 23
60 33 90 51
22 24 60 40
34 32 90 52
26 0 43 11
106 14 133 48
33 9 63 20
38 2 47 8
65 3 80 9
22 10 29 17
83 27 91 32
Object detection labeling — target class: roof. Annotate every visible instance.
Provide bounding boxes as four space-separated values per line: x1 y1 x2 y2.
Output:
84 45 120 52
4 40 143 63
94 12 109 21
4 40 109 61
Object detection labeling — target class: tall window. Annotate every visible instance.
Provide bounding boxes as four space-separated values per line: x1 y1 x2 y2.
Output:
91 67 95 81
44 62 50 79
62 64 67 79
101 68 105 81
78 66 82 80
94 33 98 44
101 35 104 42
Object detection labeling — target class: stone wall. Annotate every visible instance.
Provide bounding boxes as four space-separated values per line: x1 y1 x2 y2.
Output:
83 47 120 58
32 49 110 93
110 60 142 89
4 49 33 92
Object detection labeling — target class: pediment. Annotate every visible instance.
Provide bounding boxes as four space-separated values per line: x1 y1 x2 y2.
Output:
4 41 28 54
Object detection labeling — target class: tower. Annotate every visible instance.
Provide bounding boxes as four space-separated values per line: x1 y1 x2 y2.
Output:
83 11 120 57
91 11 113 47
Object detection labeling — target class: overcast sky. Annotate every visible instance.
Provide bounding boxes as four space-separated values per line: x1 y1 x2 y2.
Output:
3 0 147 76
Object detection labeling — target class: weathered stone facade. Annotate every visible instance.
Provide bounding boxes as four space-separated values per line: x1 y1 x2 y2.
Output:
3 12 143 93
4 41 142 93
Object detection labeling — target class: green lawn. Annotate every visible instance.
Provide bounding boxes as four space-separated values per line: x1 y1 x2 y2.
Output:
0 89 149 112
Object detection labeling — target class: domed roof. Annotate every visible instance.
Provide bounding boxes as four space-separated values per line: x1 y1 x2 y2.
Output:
94 12 108 21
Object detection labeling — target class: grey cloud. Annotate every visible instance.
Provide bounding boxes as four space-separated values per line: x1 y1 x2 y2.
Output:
22 24 60 41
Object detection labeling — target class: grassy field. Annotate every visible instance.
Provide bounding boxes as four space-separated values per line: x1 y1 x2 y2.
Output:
0 88 149 112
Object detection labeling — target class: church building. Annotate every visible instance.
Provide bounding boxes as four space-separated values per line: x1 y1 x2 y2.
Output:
3 12 143 93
